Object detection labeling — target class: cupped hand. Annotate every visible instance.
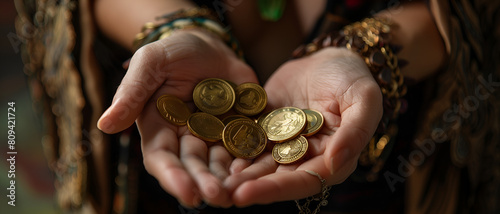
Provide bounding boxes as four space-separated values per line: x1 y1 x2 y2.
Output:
97 29 258 207
224 47 383 206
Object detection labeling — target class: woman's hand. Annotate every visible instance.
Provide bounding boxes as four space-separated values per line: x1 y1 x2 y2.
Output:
97 29 258 207
223 47 383 206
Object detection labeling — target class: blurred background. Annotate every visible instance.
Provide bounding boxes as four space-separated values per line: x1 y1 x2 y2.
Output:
0 1 58 213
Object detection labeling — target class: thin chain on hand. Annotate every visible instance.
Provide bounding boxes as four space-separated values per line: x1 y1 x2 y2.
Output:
295 170 332 214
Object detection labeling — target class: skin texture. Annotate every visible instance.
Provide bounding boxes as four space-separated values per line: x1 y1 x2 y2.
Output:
377 1 446 81
95 0 196 50
98 33 381 207
227 48 382 206
98 29 258 206
95 0 445 208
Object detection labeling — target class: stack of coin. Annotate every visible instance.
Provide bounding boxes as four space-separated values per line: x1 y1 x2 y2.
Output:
156 78 324 164
258 107 324 164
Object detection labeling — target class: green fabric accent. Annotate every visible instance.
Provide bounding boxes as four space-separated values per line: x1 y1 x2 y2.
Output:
257 0 286 21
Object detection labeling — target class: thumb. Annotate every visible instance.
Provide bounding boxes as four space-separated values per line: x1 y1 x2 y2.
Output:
324 78 382 178
98 45 169 133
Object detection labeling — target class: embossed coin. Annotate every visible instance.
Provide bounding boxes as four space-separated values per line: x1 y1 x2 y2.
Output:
260 107 307 142
302 109 324 136
156 94 191 126
223 119 267 159
193 78 235 115
224 79 238 90
234 83 267 116
272 136 309 164
222 114 251 125
256 111 270 126
187 112 224 142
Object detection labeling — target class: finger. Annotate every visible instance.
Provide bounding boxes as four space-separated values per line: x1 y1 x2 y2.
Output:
228 158 253 174
324 77 383 175
137 98 205 207
141 127 202 207
207 145 234 207
180 136 231 207
122 58 130 69
232 169 325 207
223 154 278 193
208 144 232 180
98 43 169 134
145 150 203 207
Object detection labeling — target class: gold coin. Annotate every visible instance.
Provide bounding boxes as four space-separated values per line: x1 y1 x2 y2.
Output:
223 118 267 159
224 79 238 90
193 78 235 115
256 111 269 126
272 136 309 164
187 112 224 142
222 114 251 125
234 83 267 116
156 94 191 126
302 109 324 136
260 107 307 142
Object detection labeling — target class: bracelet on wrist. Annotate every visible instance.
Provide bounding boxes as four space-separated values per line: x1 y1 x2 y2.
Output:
293 17 407 182
132 7 243 59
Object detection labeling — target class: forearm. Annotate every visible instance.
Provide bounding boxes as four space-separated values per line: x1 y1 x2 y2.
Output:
94 0 196 51
376 1 446 81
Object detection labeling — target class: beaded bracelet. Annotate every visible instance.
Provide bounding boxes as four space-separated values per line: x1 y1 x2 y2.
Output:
293 17 407 182
132 8 243 59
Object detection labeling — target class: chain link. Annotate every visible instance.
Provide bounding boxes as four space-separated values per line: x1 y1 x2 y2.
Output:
295 170 332 214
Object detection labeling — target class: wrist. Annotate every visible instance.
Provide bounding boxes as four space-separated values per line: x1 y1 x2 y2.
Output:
292 17 407 182
374 2 447 81
132 8 243 58
294 17 406 112
95 0 196 51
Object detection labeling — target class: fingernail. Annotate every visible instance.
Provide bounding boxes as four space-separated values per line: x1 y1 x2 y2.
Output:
122 58 131 69
97 114 115 133
330 148 350 175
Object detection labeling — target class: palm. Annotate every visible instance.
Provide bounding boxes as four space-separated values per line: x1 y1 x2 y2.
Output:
224 48 383 206
98 30 258 207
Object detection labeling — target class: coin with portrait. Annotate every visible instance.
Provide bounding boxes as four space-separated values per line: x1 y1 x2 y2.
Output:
261 107 306 142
